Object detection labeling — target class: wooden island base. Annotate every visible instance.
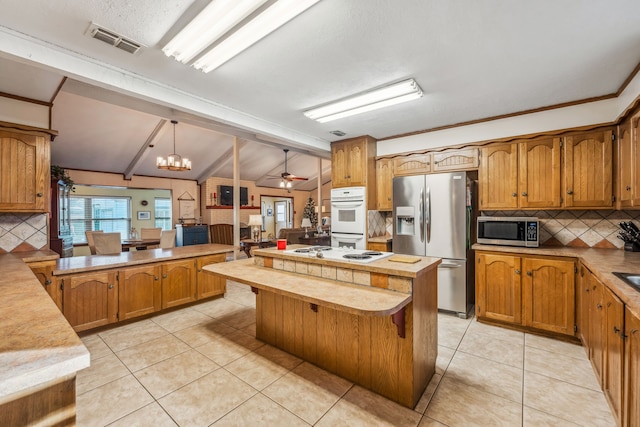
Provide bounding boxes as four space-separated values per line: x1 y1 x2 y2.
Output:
205 253 439 408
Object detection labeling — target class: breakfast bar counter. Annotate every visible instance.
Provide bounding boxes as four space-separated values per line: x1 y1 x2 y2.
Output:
204 246 441 409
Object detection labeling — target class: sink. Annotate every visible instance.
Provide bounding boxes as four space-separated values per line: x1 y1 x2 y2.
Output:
612 272 640 291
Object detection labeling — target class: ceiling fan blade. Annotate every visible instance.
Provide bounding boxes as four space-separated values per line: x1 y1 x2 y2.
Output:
281 149 310 181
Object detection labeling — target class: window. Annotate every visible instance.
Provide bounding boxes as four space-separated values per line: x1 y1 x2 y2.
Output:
70 196 131 243
155 198 172 230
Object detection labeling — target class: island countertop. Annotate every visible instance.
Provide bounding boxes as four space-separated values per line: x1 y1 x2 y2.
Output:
0 253 90 404
204 258 413 316
252 246 440 278
53 243 235 275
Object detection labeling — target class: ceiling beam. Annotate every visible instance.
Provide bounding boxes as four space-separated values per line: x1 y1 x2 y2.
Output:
123 119 168 180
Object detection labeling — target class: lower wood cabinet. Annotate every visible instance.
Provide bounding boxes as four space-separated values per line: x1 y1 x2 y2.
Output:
28 260 62 311
196 254 226 299
603 285 624 426
62 270 118 332
118 264 161 321
58 254 225 331
162 259 197 309
624 307 640 427
476 251 575 336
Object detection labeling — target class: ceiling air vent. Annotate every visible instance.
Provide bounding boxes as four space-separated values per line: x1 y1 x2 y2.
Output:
330 130 346 137
86 23 143 55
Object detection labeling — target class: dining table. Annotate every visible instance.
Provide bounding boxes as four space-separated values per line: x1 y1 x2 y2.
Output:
121 239 161 251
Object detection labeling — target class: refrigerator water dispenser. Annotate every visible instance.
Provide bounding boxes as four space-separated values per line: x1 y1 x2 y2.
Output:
396 206 416 235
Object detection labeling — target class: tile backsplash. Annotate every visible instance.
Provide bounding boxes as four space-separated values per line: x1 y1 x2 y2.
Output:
0 213 48 253
482 210 640 249
369 209 639 250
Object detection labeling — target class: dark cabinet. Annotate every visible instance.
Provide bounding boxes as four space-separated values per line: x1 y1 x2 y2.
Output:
50 179 73 257
175 224 209 246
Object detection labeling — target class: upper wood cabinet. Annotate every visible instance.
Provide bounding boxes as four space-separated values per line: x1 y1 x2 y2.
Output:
375 158 393 211
432 148 479 172
331 136 377 208
564 129 614 208
479 143 519 209
0 125 52 212
518 138 562 208
393 153 431 176
618 113 640 208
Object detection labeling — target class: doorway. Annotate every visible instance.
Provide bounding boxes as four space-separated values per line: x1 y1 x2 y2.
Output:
260 195 293 238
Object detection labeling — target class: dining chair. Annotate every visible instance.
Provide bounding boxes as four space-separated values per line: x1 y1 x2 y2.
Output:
140 227 162 239
93 232 122 255
85 230 104 255
159 229 177 248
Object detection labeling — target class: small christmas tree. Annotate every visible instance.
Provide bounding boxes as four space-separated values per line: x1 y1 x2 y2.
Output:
302 197 318 228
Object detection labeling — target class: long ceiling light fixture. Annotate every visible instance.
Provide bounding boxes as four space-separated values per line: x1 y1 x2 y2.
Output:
157 120 191 171
304 79 424 123
193 0 321 73
162 0 268 64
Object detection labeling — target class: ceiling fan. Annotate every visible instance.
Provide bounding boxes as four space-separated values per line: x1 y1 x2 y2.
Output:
265 149 309 190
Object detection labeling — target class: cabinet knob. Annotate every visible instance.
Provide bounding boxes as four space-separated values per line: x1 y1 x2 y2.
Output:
597 303 603 309
567 190 574 195
44 279 52 286
163 274 167 279
154 276 159 280
108 284 114 289
521 192 528 197
627 186 632 191
36 192 43 197
613 326 621 334
515 269 521 274
526 271 532 276
512 192 517 197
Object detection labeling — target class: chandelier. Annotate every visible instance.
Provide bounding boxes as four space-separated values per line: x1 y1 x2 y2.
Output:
157 120 191 171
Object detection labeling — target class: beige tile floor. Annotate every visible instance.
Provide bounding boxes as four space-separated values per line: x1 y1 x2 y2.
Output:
76 281 616 426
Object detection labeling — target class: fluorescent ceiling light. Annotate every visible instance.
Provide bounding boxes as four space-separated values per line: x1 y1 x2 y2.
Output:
304 79 424 123
163 0 268 64
193 0 321 72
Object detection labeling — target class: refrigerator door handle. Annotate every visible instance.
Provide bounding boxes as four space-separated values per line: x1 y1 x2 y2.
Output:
426 185 431 243
419 188 424 243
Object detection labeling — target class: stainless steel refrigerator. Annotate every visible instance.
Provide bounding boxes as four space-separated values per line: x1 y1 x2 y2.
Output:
393 171 474 318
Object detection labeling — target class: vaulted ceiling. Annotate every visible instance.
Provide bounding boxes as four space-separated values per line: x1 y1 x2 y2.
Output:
1 1 639 189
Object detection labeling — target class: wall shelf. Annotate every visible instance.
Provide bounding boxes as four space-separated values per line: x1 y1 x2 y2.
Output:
206 205 260 210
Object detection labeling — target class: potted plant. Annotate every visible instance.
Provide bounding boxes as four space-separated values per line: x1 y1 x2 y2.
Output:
51 165 75 190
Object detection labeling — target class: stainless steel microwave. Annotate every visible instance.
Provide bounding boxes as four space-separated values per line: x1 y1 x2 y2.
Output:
477 216 539 247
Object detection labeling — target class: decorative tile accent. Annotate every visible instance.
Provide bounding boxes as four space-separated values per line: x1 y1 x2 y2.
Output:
367 210 387 237
0 213 48 252
482 210 640 250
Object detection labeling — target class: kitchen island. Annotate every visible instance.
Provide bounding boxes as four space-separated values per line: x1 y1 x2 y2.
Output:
204 246 440 408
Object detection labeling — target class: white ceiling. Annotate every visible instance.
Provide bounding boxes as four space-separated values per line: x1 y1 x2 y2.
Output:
1 0 639 188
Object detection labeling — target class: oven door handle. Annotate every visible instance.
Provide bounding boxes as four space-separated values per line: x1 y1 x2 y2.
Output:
331 232 364 240
330 202 363 209
419 188 424 243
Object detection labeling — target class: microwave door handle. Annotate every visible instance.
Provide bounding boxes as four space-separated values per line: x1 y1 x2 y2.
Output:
426 186 431 243
419 188 424 243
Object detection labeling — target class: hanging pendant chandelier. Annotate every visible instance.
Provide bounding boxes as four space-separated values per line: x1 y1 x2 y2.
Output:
157 120 191 171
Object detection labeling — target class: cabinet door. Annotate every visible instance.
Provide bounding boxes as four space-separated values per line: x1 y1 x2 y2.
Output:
346 140 367 186
162 259 196 309
119 264 161 320
375 158 393 211
631 115 640 206
521 257 575 335
588 272 605 387
518 138 562 208
196 254 226 299
575 264 590 348
476 252 522 324
479 143 518 209
432 148 479 172
62 271 118 332
624 307 640 427
618 120 633 207
603 285 624 426
331 142 350 187
28 261 62 311
0 130 49 211
393 153 431 176
564 130 613 208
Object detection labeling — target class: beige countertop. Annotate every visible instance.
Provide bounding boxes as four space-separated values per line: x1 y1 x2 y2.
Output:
473 244 640 319
252 245 439 278
368 235 392 243
204 258 413 316
53 243 235 275
0 253 89 404
15 249 60 263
